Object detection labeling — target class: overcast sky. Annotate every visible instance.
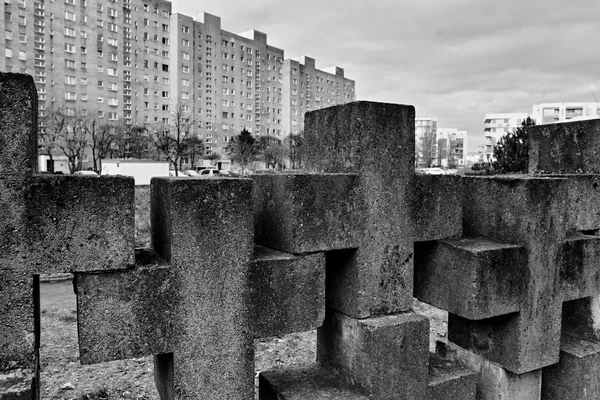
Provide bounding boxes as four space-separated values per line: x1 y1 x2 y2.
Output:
173 0 599 152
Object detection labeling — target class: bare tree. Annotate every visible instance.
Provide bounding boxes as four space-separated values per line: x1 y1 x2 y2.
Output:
182 136 204 168
86 118 117 173
285 132 304 169
39 105 69 171
147 102 194 176
55 112 89 174
260 135 288 169
416 125 437 168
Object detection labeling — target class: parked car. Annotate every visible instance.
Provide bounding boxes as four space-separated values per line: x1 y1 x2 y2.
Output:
183 170 200 177
199 169 222 177
73 170 98 176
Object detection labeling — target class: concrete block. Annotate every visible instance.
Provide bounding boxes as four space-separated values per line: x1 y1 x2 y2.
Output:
529 119 600 174
541 334 600 399
439 341 541 400
561 295 600 342
559 234 600 301
0 73 38 375
428 352 477 400
460 176 567 373
259 363 368 400
562 175 600 231
304 101 416 317
253 173 360 253
27 175 135 273
75 249 175 364
317 309 429 399
415 237 526 320
413 174 463 242
151 177 254 399
249 245 325 338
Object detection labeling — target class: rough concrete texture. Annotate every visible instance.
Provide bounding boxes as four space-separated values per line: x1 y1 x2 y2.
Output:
317 309 429 399
151 177 254 399
559 234 600 301
439 341 541 400
413 174 463 242
528 119 600 174
428 352 477 400
258 364 368 400
304 101 416 318
414 237 526 320
561 295 600 342
0 369 34 400
457 176 567 373
76 248 175 364
253 173 360 253
541 334 600 399
561 175 600 232
27 175 135 273
0 73 38 376
250 245 325 338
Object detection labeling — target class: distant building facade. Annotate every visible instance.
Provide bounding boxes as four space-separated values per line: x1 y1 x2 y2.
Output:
415 117 437 168
1 2 355 166
531 102 600 125
482 113 529 160
437 128 467 167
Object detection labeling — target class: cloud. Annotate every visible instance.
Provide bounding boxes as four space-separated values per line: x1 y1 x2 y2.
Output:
173 0 600 151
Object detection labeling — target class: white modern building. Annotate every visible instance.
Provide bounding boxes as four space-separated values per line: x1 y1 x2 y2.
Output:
437 128 467 167
482 113 529 160
531 102 600 125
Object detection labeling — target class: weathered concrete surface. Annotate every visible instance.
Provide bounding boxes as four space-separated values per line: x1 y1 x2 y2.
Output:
317 309 429 399
558 234 600 301
428 352 477 400
250 245 325 338
0 73 38 389
76 248 175 364
529 119 600 174
259 364 368 400
28 175 135 273
561 295 600 342
439 341 541 400
151 177 254 399
542 334 600 399
452 176 567 373
413 174 463 242
304 101 416 318
253 173 360 253
415 237 526 320
562 175 600 232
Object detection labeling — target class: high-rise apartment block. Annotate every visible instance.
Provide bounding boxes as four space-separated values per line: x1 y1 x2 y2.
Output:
437 128 467 167
482 113 529 160
531 102 600 125
1 1 355 160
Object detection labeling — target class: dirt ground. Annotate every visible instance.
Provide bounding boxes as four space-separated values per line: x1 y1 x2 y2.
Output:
39 280 446 399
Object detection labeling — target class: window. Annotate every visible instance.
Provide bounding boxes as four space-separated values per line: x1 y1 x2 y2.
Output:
162 64 169 72
81 94 88 101
162 23 169 32
97 80 104 87
222 76 229 83
65 59 75 68
97 96 104 103
161 91 169 98
182 79 190 86
108 112 118 120
80 77 87 85
222 52 228 59
107 38 118 46
108 7 117 17
107 67 117 76
108 98 118 106
182 39 190 47
18 15 26 25
65 11 75 20
182 25 189 33
182 52 190 60
109 82 118 91
182 92 190 100
64 43 75 53
182 65 189 73
65 92 77 100
110 53 118 61
108 22 118 32
162 77 169 85
65 75 76 85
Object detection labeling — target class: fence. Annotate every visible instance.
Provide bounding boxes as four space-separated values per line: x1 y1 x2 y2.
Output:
2 72 600 399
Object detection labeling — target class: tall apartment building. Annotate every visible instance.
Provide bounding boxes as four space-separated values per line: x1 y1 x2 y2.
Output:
282 56 355 135
2 3 356 164
437 128 467 167
531 102 600 125
1 0 173 131
482 113 529 160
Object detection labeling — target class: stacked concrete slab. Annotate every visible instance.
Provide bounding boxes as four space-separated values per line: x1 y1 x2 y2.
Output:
5 71 600 399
